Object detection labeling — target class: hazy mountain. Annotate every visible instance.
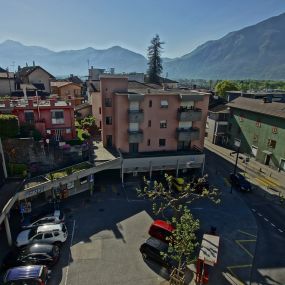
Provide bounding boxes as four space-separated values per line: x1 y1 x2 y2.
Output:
164 12 285 80
0 40 147 75
1 12 285 79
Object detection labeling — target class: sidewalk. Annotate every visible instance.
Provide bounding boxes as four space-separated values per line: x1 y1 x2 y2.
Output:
204 140 285 199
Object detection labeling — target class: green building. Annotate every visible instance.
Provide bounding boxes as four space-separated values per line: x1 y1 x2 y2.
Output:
227 97 285 171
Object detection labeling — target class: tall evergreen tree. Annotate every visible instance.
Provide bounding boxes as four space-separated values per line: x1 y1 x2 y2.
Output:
147 34 164 83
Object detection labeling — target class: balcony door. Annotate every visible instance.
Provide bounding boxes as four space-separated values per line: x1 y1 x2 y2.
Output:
129 143 139 153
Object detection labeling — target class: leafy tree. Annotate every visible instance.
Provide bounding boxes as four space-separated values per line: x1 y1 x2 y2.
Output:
137 174 220 219
164 206 200 271
147 34 164 83
215 80 239 98
0 114 19 138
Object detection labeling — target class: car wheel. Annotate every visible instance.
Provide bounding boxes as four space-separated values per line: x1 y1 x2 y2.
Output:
54 241 62 247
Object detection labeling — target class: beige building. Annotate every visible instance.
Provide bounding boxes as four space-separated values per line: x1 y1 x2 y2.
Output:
0 67 15 96
16 65 54 94
51 81 83 105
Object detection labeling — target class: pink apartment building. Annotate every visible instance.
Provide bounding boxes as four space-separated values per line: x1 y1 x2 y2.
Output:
0 98 76 141
91 76 210 177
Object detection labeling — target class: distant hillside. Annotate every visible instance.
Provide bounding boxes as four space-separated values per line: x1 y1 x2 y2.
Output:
0 40 147 75
1 12 285 79
164 12 285 80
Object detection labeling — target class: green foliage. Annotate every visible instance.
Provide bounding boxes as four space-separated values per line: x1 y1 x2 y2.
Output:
137 174 220 219
19 123 34 137
0 114 19 138
82 131 91 139
8 163 27 177
215 80 239 98
66 139 83 145
164 206 200 270
147 34 164 83
32 129 42 141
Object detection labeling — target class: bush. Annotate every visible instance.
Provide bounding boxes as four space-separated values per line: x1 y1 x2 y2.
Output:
82 131 91 140
0 115 19 138
8 163 27 177
66 139 83 146
33 129 42 141
19 124 34 137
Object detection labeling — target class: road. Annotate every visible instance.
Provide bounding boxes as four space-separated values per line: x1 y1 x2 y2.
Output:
205 145 285 285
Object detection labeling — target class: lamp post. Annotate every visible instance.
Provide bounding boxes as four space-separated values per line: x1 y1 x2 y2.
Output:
230 138 241 194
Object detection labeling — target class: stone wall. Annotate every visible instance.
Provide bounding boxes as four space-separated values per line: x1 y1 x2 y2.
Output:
2 138 87 176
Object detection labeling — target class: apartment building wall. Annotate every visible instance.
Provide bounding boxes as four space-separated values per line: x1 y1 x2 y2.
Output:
26 68 52 93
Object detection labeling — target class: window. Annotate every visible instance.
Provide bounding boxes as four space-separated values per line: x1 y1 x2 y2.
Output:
105 98 112 107
147 139 150 146
99 107 101 114
268 139 276 149
24 111 34 124
44 233 53 239
33 234 43 240
148 120 151 127
160 100 168 108
99 121 102 129
272 126 278 134
66 128 71 134
160 120 167 128
159 139 166 147
54 232 60 236
80 177 88 184
106 116 112 125
51 110 64 124
256 120 261 128
149 100 152 107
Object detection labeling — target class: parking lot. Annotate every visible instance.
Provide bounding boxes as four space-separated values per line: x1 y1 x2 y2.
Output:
45 179 168 285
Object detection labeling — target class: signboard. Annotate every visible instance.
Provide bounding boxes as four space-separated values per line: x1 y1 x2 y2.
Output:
67 181 74 189
234 138 241 148
22 187 46 199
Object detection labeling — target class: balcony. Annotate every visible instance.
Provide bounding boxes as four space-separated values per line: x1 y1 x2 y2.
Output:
177 107 202 121
128 129 144 143
128 109 144 123
176 127 200 142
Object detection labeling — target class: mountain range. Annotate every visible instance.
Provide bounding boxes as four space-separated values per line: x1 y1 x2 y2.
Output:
0 12 285 80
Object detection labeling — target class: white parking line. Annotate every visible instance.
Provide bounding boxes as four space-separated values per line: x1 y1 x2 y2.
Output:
264 218 268 222
271 223 276 227
257 213 262 217
252 208 256 212
64 219 76 285
278 229 283 233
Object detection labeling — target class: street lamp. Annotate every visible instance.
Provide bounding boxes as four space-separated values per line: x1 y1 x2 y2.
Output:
233 138 241 175
230 138 241 194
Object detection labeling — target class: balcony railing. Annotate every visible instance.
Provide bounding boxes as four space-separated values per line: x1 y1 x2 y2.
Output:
177 107 202 121
128 129 144 143
128 109 144 123
176 127 200 142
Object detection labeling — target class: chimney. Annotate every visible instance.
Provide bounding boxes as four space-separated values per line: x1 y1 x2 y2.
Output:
18 65 21 72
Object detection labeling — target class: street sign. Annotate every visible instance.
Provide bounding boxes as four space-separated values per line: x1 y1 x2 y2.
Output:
234 138 241 148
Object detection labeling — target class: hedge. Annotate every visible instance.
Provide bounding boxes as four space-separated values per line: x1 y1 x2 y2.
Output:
0 114 19 138
8 163 27 178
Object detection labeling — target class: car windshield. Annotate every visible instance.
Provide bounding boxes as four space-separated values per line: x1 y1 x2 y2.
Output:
28 228 37 239
238 174 246 180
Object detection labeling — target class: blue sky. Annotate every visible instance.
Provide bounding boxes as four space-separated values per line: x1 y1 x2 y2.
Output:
1 0 285 58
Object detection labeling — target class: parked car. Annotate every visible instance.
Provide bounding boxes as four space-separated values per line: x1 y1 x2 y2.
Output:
3 265 49 285
2 243 60 270
230 173 252 192
140 237 176 271
172 177 185 191
22 210 65 229
16 223 68 247
148 220 174 243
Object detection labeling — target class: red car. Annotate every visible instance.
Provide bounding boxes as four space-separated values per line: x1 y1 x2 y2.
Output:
148 220 174 243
